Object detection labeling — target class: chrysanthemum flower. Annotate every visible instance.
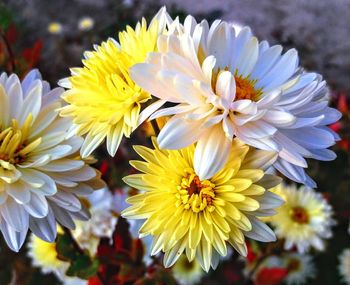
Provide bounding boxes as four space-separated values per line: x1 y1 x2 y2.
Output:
130 16 341 186
339 249 350 285
0 70 105 251
27 233 85 284
59 7 170 158
122 138 283 271
270 184 334 253
282 253 316 285
72 188 117 255
28 230 67 276
173 254 204 285
28 189 115 284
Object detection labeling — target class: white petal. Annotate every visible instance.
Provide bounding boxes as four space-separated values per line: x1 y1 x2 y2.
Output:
0 219 26 252
137 99 166 126
107 122 124 156
157 116 204 149
7 181 31 204
244 216 276 242
1 198 29 232
23 192 49 218
29 207 57 242
194 125 231 180
80 129 106 158
216 70 236 106
18 79 42 126
263 110 295 127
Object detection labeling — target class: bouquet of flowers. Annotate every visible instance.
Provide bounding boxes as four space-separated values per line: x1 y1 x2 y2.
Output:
0 6 346 285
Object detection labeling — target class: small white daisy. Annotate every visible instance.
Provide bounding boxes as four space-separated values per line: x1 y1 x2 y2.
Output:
270 184 334 253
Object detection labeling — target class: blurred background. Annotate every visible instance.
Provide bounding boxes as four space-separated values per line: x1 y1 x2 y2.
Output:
0 0 350 284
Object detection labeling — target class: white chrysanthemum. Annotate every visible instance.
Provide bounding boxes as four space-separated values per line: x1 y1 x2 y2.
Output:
72 188 117 254
0 70 105 251
130 16 341 186
113 187 153 265
256 253 315 285
270 184 334 253
339 249 350 285
27 189 114 284
283 253 316 285
173 254 204 285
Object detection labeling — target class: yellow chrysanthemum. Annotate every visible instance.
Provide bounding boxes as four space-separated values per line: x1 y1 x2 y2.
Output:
59 8 169 158
122 138 282 271
173 254 204 285
270 184 334 253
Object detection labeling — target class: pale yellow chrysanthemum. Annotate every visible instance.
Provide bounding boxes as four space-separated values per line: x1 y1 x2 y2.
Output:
27 232 85 284
173 254 204 285
47 22 62 34
339 249 350 285
28 231 66 276
59 8 170 158
78 17 94 31
122 138 282 272
270 184 334 253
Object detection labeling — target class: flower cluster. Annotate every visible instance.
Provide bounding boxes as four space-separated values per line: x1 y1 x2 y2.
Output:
0 5 342 284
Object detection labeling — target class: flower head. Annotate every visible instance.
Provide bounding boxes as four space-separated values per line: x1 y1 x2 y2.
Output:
282 253 316 285
72 188 117 255
27 233 86 284
59 7 170 157
47 22 63 34
78 17 94 31
173 254 204 285
339 249 350 285
0 70 105 251
27 229 66 276
122 138 282 271
130 16 341 186
270 184 334 253
28 189 115 282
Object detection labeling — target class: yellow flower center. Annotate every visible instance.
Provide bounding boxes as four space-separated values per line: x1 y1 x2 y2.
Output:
176 169 215 213
0 115 41 165
234 75 262 101
290 206 309 224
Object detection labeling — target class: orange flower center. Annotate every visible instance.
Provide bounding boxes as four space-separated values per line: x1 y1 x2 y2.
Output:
234 75 262 101
287 258 301 272
177 169 216 213
211 69 262 102
291 206 309 224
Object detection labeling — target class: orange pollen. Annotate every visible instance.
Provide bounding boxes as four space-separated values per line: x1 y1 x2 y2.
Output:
187 175 214 206
287 258 301 272
187 176 203 196
234 75 261 101
291 206 309 224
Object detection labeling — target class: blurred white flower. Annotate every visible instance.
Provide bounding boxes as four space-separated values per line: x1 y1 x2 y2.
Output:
339 249 350 285
78 17 94 31
282 253 316 285
71 188 117 254
47 22 63 34
270 184 335 253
